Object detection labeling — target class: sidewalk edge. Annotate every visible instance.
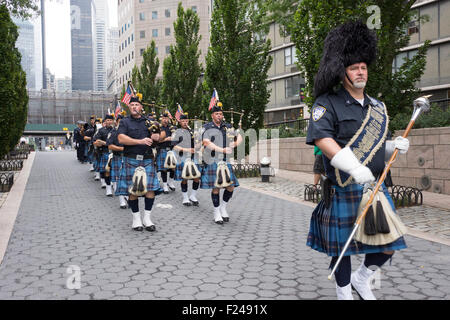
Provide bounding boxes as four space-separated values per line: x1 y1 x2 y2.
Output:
0 152 36 265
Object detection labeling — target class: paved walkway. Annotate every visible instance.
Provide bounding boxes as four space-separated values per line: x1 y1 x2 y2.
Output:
0 151 450 300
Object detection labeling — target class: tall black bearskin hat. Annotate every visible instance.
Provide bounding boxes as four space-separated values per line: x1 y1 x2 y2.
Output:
179 112 188 120
313 20 377 98
104 114 114 121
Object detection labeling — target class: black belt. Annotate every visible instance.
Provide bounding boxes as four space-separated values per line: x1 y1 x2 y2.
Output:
124 153 153 160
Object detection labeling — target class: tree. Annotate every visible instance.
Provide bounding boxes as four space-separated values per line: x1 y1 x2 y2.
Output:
162 3 203 116
0 4 28 158
284 0 429 130
1 0 39 19
204 0 272 131
134 40 161 107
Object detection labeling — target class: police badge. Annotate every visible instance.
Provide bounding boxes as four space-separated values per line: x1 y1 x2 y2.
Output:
312 106 326 121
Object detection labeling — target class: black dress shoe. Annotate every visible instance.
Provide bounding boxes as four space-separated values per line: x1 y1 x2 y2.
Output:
133 226 144 231
145 225 156 232
215 220 224 225
163 191 169 194
190 201 199 206
183 202 192 206
222 217 229 222
169 187 175 191
120 205 127 209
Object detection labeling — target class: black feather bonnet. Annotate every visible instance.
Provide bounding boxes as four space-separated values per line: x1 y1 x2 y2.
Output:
313 20 377 98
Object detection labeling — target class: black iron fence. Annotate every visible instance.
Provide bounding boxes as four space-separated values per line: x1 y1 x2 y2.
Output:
264 119 310 133
0 144 32 193
303 184 423 208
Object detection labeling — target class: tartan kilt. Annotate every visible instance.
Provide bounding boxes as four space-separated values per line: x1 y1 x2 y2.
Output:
98 152 109 173
93 154 100 172
306 183 407 257
156 148 169 172
110 155 123 182
115 157 160 196
200 162 239 189
174 158 201 181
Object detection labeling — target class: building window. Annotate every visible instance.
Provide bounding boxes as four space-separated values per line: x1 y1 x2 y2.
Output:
165 27 170 36
284 47 298 66
191 6 197 13
139 12 145 21
119 45 121 53
139 0 144 3
408 10 419 35
132 51 134 59
152 11 158 19
155 47 158 54
166 46 171 54
165 9 170 18
125 24 127 31
140 30 145 39
128 37 130 45
140 48 144 56
131 33 134 41
285 76 302 98
152 29 158 37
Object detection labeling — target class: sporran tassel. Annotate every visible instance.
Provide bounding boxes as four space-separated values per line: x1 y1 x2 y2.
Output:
364 203 377 236
138 176 144 193
376 194 390 234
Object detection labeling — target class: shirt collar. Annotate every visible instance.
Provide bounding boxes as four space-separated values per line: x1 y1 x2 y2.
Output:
340 87 370 107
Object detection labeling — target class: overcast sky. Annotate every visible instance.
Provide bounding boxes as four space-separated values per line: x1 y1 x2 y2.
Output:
43 0 118 78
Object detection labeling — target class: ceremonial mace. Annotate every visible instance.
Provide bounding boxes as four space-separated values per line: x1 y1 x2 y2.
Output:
328 95 431 280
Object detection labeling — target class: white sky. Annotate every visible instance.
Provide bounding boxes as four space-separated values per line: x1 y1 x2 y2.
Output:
44 0 118 78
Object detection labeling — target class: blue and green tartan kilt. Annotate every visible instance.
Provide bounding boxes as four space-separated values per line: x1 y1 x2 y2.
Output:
306 183 407 257
110 156 123 182
93 155 100 172
115 157 160 196
156 148 169 172
200 162 239 189
174 158 201 181
97 152 110 173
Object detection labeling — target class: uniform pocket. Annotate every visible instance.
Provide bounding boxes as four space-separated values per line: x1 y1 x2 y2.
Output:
336 114 361 139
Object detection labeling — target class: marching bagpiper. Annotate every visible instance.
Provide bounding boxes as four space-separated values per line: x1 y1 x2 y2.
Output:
200 101 242 224
305 20 410 300
93 114 115 196
116 96 161 232
106 111 127 208
172 112 202 206
156 110 177 193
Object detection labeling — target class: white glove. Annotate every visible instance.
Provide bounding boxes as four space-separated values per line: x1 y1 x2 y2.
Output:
330 147 375 184
385 136 409 160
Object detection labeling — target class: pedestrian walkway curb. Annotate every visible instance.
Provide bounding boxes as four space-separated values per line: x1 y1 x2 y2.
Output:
0 152 35 265
241 183 450 247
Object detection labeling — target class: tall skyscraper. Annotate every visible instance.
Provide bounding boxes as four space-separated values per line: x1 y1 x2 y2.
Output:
92 0 109 92
13 18 36 90
71 0 94 90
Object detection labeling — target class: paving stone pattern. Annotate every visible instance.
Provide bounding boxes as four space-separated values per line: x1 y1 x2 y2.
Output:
240 177 450 240
0 152 450 300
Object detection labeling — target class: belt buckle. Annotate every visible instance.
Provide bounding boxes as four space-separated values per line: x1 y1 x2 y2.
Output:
136 155 144 160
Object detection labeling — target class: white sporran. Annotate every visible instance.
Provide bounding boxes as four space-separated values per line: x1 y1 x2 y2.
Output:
164 150 177 169
354 189 408 246
214 161 232 188
128 166 147 196
181 159 201 180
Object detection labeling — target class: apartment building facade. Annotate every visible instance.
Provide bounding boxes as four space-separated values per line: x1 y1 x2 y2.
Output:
117 0 212 94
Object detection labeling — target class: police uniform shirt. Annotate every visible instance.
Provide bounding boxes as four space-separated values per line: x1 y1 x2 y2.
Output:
172 127 194 159
201 121 232 162
306 87 388 185
94 126 113 153
117 116 150 155
106 128 124 152
159 125 173 149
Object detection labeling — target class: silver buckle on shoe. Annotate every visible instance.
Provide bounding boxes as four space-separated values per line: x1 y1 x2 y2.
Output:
136 155 144 160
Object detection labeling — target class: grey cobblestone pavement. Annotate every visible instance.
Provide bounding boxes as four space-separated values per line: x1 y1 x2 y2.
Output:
0 151 450 300
240 177 450 240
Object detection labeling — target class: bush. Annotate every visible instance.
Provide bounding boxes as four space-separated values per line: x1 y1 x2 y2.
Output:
389 103 450 132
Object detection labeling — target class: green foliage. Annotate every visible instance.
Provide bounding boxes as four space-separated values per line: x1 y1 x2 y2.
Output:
390 103 450 131
133 40 162 107
286 0 428 124
0 4 28 159
204 0 272 131
1 0 39 19
162 3 203 117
